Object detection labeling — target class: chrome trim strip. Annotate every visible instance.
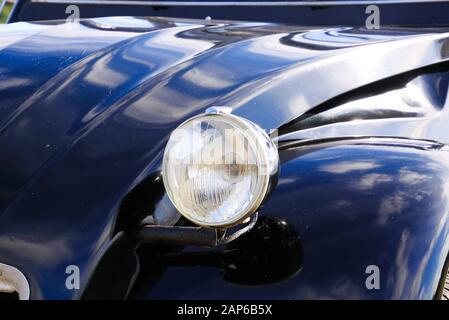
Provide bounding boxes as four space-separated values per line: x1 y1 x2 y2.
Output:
0 262 30 300
276 135 446 150
29 0 449 6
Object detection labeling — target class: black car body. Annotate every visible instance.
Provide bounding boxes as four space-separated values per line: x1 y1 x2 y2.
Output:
0 0 448 300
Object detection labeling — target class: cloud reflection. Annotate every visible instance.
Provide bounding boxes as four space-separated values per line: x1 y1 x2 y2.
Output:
356 173 392 190
320 160 381 174
378 191 408 226
398 168 430 185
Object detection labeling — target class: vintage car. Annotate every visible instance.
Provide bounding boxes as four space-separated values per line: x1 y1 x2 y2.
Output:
0 0 448 300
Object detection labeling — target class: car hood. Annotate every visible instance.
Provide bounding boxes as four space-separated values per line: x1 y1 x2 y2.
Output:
0 16 449 299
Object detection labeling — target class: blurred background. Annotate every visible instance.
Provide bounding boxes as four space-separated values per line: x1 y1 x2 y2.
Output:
0 0 13 23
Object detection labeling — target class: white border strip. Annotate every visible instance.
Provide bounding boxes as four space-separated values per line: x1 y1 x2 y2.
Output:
28 0 449 7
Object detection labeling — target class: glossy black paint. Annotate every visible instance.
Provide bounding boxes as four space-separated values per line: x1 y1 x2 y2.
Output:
81 232 139 299
0 17 448 299
135 140 449 299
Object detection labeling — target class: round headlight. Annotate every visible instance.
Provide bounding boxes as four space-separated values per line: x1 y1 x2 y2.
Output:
162 109 278 228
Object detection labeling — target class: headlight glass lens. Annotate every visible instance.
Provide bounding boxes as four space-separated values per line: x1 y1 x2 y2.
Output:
163 112 277 227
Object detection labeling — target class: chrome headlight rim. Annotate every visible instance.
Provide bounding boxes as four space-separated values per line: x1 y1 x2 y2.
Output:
162 109 279 228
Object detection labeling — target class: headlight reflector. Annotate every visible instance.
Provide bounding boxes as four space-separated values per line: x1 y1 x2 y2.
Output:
162 110 278 228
